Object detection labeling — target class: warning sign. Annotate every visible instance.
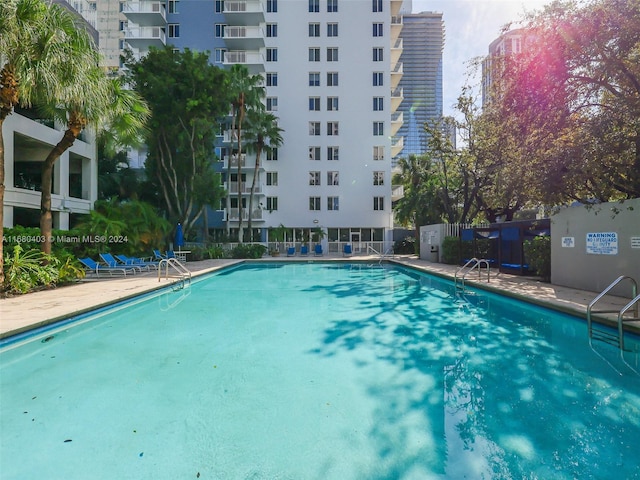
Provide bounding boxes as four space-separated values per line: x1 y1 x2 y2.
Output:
586 232 618 255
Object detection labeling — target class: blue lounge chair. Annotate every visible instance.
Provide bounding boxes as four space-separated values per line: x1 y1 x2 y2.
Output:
99 253 146 273
300 245 309 256
153 249 167 260
78 257 129 277
116 254 159 270
343 244 353 257
286 246 296 257
314 244 323 256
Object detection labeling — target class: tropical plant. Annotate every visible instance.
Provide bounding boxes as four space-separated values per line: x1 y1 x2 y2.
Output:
0 0 92 282
244 110 284 241
227 64 265 242
3 245 58 293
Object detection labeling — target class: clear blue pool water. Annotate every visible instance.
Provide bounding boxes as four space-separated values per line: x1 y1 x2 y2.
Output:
1 262 639 479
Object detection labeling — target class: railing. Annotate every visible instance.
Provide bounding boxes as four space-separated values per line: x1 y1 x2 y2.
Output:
158 258 191 290
454 258 491 291
588 275 639 350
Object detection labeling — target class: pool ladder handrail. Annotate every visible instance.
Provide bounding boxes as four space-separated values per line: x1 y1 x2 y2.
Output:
158 257 192 290
367 245 395 264
454 257 490 291
587 275 639 350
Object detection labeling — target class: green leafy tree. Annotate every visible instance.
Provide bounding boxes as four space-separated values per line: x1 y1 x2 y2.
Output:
126 47 228 236
244 110 283 241
227 64 265 242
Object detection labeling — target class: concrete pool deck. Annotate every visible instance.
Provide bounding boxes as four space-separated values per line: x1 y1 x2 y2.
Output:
0 255 637 340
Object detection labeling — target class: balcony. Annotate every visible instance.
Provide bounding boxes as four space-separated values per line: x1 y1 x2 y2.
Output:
390 0 403 17
391 136 404 158
391 38 403 65
223 25 265 50
123 26 166 49
390 87 404 111
222 0 265 26
226 208 264 221
223 50 265 74
225 182 263 194
122 1 166 26
391 111 403 136
391 61 403 89
223 153 246 168
390 15 403 40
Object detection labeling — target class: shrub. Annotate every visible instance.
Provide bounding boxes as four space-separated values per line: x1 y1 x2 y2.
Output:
524 236 551 281
231 243 266 259
394 236 416 255
441 236 473 264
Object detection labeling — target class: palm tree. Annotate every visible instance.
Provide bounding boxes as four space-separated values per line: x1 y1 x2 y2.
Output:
227 65 265 242
0 0 90 283
244 111 284 241
39 73 149 254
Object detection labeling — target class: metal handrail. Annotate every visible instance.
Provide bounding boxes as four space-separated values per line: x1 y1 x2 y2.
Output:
158 258 192 289
455 258 490 291
587 275 638 349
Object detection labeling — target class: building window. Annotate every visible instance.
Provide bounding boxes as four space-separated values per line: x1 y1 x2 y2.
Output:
327 196 339 210
372 0 383 12
266 48 278 62
373 97 383 111
327 121 339 136
309 72 320 86
266 196 278 211
327 171 339 185
267 0 277 13
309 122 320 136
327 47 338 62
266 97 278 111
327 72 338 86
309 146 321 160
374 196 384 211
266 72 278 86
168 24 180 38
309 97 321 111
327 146 339 161
373 47 383 62
309 0 319 13
309 171 321 186
373 145 384 161
266 23 278 37
373 72 383 86
119 20 127 31
309 197 321 210
168 0 179 14
373 23 383 36
215 48 226 63
215 0 223 13
266 172 278 186
309 23 320 37
373 121 384 136
327 96 338 111
309 47 320 62
327 23 338 37
327 0 338 12
373 171 384 185
267 148 279 161
214 24 225 37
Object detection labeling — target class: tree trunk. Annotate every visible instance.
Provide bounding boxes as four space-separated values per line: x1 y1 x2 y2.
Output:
40 124 81 255
0 117 5 288
247 146 262 242
236 105 245 243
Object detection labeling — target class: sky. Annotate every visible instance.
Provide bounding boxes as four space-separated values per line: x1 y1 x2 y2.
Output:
411 0 551 118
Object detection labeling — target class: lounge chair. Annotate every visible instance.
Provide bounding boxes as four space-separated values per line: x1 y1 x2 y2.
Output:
286 246 296 257
300 245 309 256
116 254 159 270
343 244 353 257
99 253 146 273
78 257 130 277
153 249 167 260
314 244 323 256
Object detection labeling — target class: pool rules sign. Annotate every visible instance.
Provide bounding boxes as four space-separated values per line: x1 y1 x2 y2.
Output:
586 232 618 255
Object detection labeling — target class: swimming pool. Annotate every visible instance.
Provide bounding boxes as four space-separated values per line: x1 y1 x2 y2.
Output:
1 262 639 479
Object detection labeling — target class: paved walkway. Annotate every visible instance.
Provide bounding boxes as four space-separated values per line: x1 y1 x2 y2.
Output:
1 255 637 340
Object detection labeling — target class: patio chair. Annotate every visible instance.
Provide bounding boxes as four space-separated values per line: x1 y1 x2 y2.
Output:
287 246 296 257
116 254 159 270
78 257 130 277
99 253 146 273
343 244 353 257
153 249 167 260
314 244 323 256
300 245 309 256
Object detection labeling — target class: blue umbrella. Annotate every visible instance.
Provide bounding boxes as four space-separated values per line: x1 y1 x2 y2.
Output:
174 223 184 250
